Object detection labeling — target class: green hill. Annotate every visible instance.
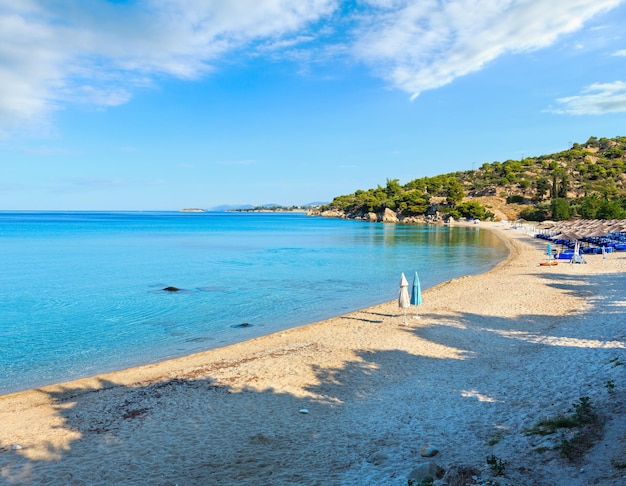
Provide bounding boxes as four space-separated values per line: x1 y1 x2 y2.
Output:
319 136 626 222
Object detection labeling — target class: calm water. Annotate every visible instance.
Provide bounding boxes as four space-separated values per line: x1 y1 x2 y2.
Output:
0 211 507 394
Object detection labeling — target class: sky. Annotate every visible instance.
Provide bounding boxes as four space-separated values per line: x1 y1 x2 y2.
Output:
1 0 626 210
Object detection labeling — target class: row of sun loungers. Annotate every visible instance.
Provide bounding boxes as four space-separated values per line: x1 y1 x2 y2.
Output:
533 218 626 253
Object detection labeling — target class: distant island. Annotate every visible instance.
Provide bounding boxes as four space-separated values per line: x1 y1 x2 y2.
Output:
178 204 326 213
228 205 317 213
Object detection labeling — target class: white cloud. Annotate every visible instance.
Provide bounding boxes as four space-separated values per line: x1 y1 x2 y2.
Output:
0 0 337 131
353 0 623 99
613 49 626 56
0 0 623 133
550 81 626 115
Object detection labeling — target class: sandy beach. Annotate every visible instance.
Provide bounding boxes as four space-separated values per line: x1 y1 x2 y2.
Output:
1 222 624 485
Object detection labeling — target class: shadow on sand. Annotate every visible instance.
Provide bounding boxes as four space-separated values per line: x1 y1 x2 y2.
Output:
1 271 624 485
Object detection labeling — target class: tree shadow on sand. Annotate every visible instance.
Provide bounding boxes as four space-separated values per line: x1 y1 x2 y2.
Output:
402 269 625 481
1 270 624 485
2 349 467 485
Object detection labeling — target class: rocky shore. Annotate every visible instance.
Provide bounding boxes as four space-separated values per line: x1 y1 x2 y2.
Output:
308 206 452 224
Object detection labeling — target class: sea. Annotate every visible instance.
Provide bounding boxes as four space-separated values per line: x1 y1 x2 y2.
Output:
0 211 507 395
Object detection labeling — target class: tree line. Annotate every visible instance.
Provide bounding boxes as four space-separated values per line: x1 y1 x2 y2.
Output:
321 136 626 221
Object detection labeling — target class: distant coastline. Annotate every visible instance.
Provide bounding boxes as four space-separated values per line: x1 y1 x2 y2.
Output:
180 205 324 213
227 206 310 213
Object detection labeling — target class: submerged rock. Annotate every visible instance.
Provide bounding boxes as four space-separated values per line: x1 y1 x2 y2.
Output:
232 322 251 328
163 286 180 292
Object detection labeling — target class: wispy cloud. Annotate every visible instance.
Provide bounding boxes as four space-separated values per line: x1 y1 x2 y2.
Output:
352 0 623 99
0 0 623 133
612 49 626 56
549 81 626 115
0 0 336 131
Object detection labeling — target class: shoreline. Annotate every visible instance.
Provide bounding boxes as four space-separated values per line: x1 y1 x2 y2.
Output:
0 218 507 396
0 221 511 401
1 222 625 485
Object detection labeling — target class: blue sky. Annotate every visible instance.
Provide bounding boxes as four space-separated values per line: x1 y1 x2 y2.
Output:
1 0 626 210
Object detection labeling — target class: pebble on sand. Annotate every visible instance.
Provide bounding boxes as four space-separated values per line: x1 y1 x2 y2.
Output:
421 445 439 457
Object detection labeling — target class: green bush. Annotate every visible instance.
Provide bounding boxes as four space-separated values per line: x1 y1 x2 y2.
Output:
519 206 548 221
506 195 526 204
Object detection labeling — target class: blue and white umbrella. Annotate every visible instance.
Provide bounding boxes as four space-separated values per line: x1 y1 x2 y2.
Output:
410 271 423 318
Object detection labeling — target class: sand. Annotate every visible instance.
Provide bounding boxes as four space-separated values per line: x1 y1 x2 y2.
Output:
1 222 625 485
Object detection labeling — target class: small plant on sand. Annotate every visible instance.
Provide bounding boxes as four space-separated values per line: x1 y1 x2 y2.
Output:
605 380 616 394
407 478 433 486
611 458 626 469
557 427 603 461
526 396 596 436
486 454 506 476
528 396 602 461
570 396 596 424
487 431 504 446
526 414 578 436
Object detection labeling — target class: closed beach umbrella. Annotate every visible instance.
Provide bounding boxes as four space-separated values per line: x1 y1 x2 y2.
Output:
410 271 423 319
547 243 551 261
398 272 410 324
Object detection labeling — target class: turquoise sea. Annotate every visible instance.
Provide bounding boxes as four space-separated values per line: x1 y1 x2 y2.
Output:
0 211 507 395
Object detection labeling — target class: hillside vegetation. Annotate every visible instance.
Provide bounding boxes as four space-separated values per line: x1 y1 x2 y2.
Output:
320 136 626 222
